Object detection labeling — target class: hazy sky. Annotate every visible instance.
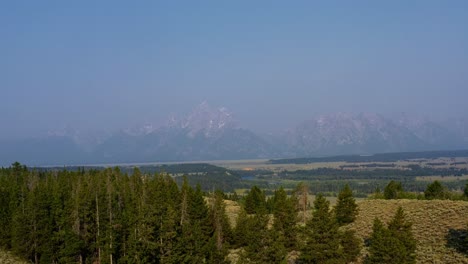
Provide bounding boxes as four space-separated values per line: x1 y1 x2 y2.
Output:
1 1 467 139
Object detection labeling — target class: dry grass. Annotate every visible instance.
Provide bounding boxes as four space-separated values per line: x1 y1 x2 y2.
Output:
416 175 468 182
349 199 468 264
225 198 468 264
0 250 27 264
212 157 468 172
212 159 346 171
224 199 242 227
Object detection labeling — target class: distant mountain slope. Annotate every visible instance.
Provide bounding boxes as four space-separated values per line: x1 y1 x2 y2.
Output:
394 113 464 150
91 102 277 164
2 104 468 166
284 113 427 156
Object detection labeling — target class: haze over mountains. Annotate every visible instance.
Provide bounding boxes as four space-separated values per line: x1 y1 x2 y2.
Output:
1 102 468 166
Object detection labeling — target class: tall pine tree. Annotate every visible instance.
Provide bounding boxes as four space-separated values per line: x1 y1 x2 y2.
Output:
366 207 416 264
299 194 342 264
334 184 358 226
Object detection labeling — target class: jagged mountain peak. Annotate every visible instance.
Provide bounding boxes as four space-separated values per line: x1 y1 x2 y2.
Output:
182 102 236 137
5 106 468 166
288 112 425 156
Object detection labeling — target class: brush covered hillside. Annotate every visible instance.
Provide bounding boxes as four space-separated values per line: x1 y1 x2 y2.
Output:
348 199 468 264
1 198 467 264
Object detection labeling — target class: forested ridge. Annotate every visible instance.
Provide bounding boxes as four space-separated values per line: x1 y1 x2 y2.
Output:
0 162 232 263
1 162 465 263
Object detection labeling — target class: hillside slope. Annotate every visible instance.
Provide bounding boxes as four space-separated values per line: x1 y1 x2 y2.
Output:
349 199 468 264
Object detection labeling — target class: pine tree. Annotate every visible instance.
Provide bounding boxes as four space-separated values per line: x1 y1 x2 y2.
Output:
387 207 416 263
366 207 416 264
206 190 231 264
299 194 342 264
242 212 287 263
232 208 249 248
366 218 398 264
244 186 266 214
384 180 403 199
174 184 212 263
424 181 446 200
334 184 358 226
0 168 14 248
154 174 181 263
272 187 298 249
340 230 361 263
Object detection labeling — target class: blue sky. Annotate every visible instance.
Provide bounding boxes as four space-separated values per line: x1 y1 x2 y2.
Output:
1 1 467 138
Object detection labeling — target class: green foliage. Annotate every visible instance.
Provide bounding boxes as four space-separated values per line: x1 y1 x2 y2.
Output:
0 163 368 264
424 180 446 200
299 194 342 264
341 230 361 263
272 187 298 249
244 186 266 214
299 192 361 264
334 184 358 225
240 213 287 264
366 207 416 264
0 163 235 264
384 180 403 199
464 182 468 198
206 190 231 263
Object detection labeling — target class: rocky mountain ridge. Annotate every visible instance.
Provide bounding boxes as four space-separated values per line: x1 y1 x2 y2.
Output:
1 103 468 166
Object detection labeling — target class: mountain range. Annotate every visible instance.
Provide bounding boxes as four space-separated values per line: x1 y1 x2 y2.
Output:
1 102 468 166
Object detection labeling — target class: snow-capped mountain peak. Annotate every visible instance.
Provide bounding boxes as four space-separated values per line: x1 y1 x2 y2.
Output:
182 102 235 137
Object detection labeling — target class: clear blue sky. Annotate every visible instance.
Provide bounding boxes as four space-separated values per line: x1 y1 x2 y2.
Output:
1 1 467 138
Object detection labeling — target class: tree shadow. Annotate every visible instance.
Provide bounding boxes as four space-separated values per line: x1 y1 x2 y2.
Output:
445 228 468 256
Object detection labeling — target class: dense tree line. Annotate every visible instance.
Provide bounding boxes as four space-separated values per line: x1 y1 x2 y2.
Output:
0 163 425 263
374 180 468 200
37 164 245 193
0 162 232 263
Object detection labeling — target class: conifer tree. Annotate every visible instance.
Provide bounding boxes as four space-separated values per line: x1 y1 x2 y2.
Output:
154 174 181 263
299 194 342 264
206 190 231 264
232 207 249 248
244 186 266 214
366 218 398 264
0 168 14 248
174 184 212 263
334 184 358 226
272 187 298 249
340 230 361 263
384 180 403 199
424 180 446 200
387 207 416 263
241 211 287 263
366 207 416 264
